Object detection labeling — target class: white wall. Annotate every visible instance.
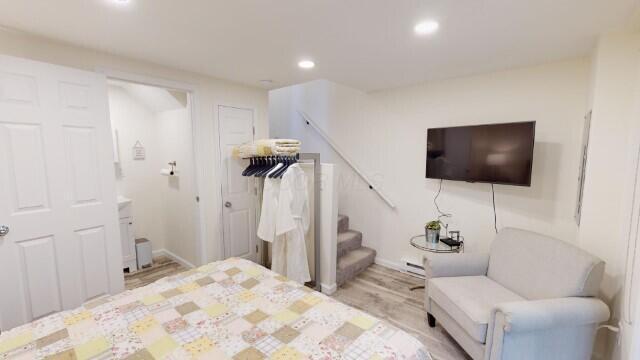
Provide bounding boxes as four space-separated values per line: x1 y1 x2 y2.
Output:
578 30 640 360
157 107 199 266
109 85 167 252
271 58 590 266
0 28 269 264
110 82 201 266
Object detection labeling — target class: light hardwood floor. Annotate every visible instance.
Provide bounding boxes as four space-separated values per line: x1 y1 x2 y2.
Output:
331 264 469 360
124 258 469 360
124 256 187 290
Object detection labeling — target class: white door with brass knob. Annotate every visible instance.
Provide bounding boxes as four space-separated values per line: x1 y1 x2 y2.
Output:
0 55 124 330
218 105 256 262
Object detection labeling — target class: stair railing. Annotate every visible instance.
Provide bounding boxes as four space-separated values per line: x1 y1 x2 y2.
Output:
298 110 396 209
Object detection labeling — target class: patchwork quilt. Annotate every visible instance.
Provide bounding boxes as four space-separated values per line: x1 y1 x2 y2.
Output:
0 258 431 359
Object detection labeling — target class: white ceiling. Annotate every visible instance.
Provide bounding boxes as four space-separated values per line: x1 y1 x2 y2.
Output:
0 0 638 91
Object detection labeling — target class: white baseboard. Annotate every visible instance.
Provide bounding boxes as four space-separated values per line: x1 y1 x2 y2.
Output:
374 257 404 271
153 249 196 269
375 257 426 279
321 282 337 295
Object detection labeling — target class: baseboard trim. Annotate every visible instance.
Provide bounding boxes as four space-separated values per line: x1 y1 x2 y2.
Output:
374 257 403 272
321 282 337 295
153 249 196 269
375 257 426 279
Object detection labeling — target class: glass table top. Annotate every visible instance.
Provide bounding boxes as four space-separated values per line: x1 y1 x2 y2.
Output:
410 234 464 253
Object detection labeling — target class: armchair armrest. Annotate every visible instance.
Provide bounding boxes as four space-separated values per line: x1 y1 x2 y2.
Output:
423 253 489 278
493 297 610 333
485 297 610 360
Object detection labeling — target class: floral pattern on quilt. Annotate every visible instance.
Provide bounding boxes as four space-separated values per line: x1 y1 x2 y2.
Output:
0 258 431 360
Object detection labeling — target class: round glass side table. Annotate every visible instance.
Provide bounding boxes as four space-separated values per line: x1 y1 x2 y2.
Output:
409 234 464 290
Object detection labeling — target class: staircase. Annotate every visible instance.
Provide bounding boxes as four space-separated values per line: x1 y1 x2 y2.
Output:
337 214 376 286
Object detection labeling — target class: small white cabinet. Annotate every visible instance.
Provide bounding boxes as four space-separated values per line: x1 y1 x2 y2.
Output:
117 196 137 272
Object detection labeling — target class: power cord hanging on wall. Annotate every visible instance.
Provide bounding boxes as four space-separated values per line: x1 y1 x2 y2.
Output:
491 184 498 234
434 179 452 221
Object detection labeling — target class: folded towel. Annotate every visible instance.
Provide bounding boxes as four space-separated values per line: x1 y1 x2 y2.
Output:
232 139 301 159
273 144 300 148
254 139 301 147
272 145 300 154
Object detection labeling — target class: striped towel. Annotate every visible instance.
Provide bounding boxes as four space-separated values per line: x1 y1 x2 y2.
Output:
255 139 300 146
232 139 301 158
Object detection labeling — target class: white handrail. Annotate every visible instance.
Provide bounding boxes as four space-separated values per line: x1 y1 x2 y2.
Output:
298 110 396 209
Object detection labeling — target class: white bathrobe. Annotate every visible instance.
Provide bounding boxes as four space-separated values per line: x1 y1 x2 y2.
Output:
275 164 311 284
257 164 283 243
256 164 311 284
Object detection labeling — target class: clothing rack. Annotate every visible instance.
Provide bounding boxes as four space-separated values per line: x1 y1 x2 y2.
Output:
241 154 300 178
242 153 321 291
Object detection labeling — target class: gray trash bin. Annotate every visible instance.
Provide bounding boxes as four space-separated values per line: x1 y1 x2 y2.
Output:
135 238 152 269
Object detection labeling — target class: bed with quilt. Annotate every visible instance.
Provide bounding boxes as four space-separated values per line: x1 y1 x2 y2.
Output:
0 258 430 359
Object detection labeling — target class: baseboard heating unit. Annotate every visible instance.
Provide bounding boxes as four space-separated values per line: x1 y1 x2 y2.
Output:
401 257 425 278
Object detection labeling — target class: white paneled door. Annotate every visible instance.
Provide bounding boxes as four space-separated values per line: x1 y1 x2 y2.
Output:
218 106 257 262
0 56 123 330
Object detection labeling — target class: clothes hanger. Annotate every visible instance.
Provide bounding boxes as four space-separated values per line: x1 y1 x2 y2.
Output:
269 156 287 178
273 155 295 178
265 161 284 178
279 155 298 178
245 157 263 176
265 156 285 178
242 157 256 176
251 157 267 177
251 157 270 176
257 156 278 177
261 156 282 178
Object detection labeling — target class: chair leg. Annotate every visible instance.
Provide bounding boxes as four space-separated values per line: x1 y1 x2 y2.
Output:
427 313 436 328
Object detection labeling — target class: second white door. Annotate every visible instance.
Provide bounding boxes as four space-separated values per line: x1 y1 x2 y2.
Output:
218 106 257 261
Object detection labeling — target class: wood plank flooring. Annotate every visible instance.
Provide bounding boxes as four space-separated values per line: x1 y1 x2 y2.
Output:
331 264 470 360
124 256 187 290
124 258 469 360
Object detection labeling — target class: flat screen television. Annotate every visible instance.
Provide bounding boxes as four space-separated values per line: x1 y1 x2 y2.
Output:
426 121 536 186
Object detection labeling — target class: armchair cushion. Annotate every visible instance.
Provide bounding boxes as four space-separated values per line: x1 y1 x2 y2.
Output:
429 276 524 343
491 297 610 333
424 253 489 278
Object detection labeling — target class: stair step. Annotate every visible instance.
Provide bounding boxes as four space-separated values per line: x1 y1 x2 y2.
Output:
337 247 376 286
337 230 362 258
338 214 349 233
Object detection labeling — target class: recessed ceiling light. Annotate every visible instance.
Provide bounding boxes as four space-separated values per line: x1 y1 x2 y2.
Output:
414 20 439 35
298 60 315 69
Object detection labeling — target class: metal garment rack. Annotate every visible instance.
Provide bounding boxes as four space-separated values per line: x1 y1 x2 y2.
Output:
258 153 321 292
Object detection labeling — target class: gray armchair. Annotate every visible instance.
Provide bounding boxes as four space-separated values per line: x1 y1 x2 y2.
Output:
423 228 610 360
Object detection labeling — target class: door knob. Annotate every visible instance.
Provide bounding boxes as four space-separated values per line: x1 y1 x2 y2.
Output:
0 225 9 237
224 202 232 208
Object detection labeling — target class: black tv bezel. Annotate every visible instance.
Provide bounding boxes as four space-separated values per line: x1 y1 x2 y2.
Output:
425 121 536 187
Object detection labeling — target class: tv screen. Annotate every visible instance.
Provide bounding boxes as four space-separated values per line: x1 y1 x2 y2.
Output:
426 121 535 186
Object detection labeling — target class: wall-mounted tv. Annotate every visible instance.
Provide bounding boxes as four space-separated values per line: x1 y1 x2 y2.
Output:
426 121 536 186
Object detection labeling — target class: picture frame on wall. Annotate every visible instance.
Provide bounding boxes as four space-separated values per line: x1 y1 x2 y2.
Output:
133 140 146 160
